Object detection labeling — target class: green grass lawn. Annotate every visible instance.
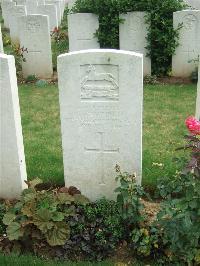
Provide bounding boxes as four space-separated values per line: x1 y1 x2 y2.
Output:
18 83 197 190
0 253 114 266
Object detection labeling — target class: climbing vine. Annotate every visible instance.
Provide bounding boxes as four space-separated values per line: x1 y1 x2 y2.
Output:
71 0 186 76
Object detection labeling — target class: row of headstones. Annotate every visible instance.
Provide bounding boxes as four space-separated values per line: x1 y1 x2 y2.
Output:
1 0 66 31
0 49 200 200
185 0 200 9
0 14 53 78
0 6 199 78
0 0 68 78
68 10 200 78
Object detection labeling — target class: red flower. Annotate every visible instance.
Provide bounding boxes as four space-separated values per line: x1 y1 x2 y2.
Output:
185 116 200 135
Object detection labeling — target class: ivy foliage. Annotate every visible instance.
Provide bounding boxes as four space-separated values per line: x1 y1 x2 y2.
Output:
3 178 90 247
71 0 186 76
60 198 125 261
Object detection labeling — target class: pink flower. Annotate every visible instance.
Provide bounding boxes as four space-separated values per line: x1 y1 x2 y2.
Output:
185 116 200 135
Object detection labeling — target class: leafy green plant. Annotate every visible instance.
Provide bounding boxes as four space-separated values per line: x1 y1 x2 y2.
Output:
8 45 28 80
51 8 69 70
0 202 6 235
155 117 200 264
3 179 90 247
144 75 158 85
115 165 145 228
59 198 124 261
72 0 186 76
25 74 38 83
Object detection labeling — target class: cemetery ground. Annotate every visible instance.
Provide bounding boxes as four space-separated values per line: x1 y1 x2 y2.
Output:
0 81 198 265
19 83 196 190
1 2 200 265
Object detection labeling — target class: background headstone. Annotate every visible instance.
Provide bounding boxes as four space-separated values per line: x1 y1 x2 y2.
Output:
16 0 26 5
184 0 200 9
0 54 27 199
1 1 16 29
45 0 61 24
37 4 58 31
9 5 27 44
67 0 76 9
26 0 38 14
0 24 3 53
196 62 200 120
68 13 100 52
172 10 200 77
19 14 53 78
120 12 151 76
58 49 143 201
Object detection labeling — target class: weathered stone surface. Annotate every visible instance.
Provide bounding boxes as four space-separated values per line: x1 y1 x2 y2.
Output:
67 0 76 9
16 0 26 5
68 13 100 52
9 5 27 44
26 0 38 14
172 10 200 77
45 0 61 24
58 49 143 201
0 24 3 53
196 63 200 120
1 1 16 29
19 14 53 78
0 54 27 199
37 4 58 31
185 0 200 9
120 12 151 76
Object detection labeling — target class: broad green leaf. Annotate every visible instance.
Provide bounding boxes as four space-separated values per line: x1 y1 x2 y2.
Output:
7 222 23 240
36 208 53 221
73 194 90 205
22 188 36 203
52 212 65 222
27 178 43 188
33 209 54 233
21 201 36 217
57 193 74 204
3 213 16 225
33 220 54 233
46 222 70 246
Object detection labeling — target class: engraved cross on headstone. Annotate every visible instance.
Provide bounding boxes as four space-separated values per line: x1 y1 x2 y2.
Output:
183 45 196 62
84 132 119 185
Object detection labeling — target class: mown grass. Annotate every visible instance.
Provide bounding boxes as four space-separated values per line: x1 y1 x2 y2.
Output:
0 253 158 266
0 253 113 266
18 83 197 189
143 83 196 188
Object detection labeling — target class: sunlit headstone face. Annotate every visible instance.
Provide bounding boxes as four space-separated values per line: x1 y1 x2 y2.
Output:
18 15 53 79
0 54 27 199
58 49 143 201
172 10 200 77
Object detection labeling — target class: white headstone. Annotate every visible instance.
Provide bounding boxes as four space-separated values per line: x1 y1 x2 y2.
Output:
120 12 151 76
19 15 53 78
0 24 3 53
172 10 200 77
45 0 61 24
1 1 16 29
9 5 27 44
0 54 27 199
58 49 143 201
38 0 45 4
68 13 100 52
26 0 38 14
196 63 200 120
16 0 26 5
37 4 58 31
68 0 76 9
185 0 200 9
